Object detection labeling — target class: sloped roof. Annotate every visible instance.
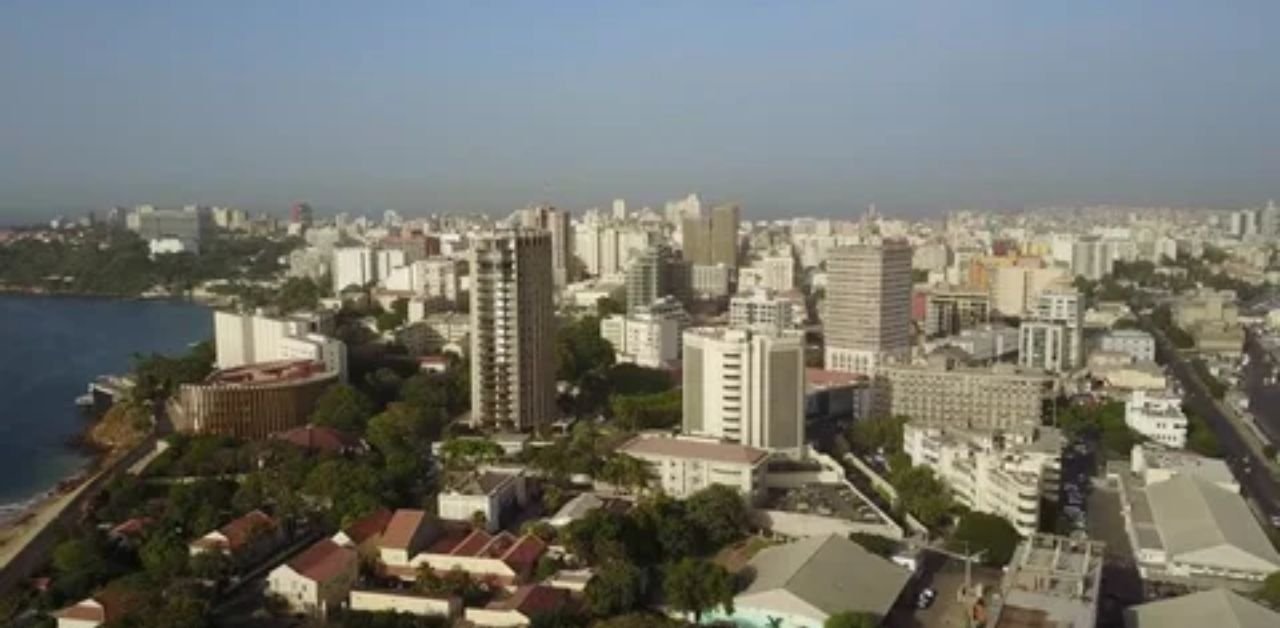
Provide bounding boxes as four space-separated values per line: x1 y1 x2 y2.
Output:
285 539 356 584
380 509 428 551
193 509 277 552
1125 589 1280 628
492 584 570 617
741 534 910 618
339 508 394 545
273 424 362 453
1146 474 1280 569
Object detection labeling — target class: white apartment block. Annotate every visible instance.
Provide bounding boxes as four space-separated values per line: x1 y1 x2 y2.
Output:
1100 329 1156 363
617 433 770 502
600 310 682 369
469 229 557 430
1125 390 1188 449
374 248 407 284
729 289 805 332
573 219 651 279
824 240 914 373
214 310 347 380
690 263 732 297
748 253 796 292
904 424 1063 536
332 247 376 293
683 327 806 455
382 258 461 302
1018 288 1084 373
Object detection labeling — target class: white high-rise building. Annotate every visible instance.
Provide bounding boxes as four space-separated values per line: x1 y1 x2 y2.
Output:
612 198 627 220
374 248 407 283
332 247 376 293
469 229 557 430
214 311 347 381
600 308 683 369
382 258 461 302
1019 288 1084 372
729 289 804 332
824 240 913 373
682 327 805 455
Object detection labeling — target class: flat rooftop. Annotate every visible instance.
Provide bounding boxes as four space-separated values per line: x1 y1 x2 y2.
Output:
618 434 769 465
207 359 330 385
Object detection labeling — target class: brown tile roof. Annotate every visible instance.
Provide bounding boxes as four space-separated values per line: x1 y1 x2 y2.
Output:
287 539 356 584
451 529 495 556
380 509 427 551
340 508 393 545
273 425 362 454
619 434 769 465
194 510 277 552
109 517 153 538
500 535 548 572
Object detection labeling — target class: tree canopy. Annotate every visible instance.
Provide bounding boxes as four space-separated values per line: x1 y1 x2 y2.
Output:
663 558 735 623
949 512 1022 567
309 384 376 433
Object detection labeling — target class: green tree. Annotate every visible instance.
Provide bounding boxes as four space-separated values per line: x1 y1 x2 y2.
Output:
275 276 323 313
52 537 111 595
584 560 648 617
663 558 735 623
611 389 682 430
304 458 385 526
1258 571 1280 609
139 532 189 580
889 465 954 530
949 512 1021 567
686 485 751 549
439 437 504 471
598 453 654 495
848 416 908 455
310 384 375 433
366 403 435 492
848 532 900 558
557 315 616 384
824 611 880 628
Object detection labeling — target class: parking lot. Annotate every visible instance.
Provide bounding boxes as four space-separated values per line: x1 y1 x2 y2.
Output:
885 551 1003 628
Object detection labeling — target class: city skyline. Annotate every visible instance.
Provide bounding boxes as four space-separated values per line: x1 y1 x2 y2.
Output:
2 2 1279 217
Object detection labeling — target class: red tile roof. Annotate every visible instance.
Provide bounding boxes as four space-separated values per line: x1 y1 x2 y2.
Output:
286 539 356 583
452 529 496 557
340 508 393 545
500 535 548 572
273 425 362 454
195 510 277 552
109 517 153 538
380 509 427 551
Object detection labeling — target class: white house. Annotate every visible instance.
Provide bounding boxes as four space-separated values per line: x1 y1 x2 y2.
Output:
1125 390 1188 449
266 539 359 618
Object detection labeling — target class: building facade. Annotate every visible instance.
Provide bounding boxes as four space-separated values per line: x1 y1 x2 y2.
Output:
876 358 1056 430
824 240 913 373
469 229 557 430
1124 390 1188 449
617 433 770 502
683 327 806 455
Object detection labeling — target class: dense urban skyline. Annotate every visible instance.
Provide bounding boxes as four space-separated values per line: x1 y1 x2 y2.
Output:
2 2 1278 217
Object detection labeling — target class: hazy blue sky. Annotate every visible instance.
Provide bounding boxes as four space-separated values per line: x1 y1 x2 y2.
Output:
1 1 1277 219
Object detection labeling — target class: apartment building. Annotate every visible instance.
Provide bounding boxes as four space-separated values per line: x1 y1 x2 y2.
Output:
922 285 990 337
729 289 805 332
1019 288 1085 373
515 205 572 288
600 303 683 369
876 357 1056 430
683 326 806 455
1099 329 1157 363
214 310 346 380
904 423 1063 536
469 229 557 430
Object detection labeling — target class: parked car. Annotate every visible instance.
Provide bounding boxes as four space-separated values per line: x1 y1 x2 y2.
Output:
916 588 937 609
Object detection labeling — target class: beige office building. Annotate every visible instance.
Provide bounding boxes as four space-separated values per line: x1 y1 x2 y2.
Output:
469 229 557 430
824 240 913 373
876 357 1056 430
682 203 740 268
683 327 805 455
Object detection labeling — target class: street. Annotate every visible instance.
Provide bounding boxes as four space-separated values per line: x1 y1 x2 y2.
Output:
1149 324 1280 523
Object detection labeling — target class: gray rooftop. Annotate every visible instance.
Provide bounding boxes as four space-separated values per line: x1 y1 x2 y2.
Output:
1124 589 1280 628
740 534 910 618
1146 474 1280 570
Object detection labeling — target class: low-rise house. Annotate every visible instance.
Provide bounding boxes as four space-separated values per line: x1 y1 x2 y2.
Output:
53 590 139 628
373 509 549 586
705 534 910 628
188 510 283 566
272 424 365 455
332 508 394 560
348 589 460 620
616 433 770 502
106 517 153 548
437 468 528 532
463 584 572 628
266 539 358 617
991 534 1105 628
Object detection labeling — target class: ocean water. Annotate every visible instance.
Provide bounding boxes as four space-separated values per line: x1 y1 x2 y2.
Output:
0 294 210 515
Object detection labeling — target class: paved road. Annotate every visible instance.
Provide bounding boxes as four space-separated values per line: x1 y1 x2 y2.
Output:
1148 324 1280 523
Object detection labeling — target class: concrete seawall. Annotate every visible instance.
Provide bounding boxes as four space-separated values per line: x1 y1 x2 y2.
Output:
0 434 157 596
